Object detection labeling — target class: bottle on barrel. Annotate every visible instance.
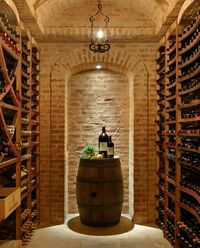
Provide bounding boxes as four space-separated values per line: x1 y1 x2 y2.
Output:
98 126 109 158
107 135 114 158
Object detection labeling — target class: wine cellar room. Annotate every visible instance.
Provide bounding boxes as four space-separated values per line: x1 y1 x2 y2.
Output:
0 0 199 247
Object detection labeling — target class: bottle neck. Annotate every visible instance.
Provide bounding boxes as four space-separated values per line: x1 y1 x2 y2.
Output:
109 135 112 142
102 126 106 133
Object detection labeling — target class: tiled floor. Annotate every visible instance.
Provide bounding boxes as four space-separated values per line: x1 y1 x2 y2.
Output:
25 215 172 248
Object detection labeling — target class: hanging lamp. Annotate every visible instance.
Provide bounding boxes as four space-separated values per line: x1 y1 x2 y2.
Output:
89 0 110 53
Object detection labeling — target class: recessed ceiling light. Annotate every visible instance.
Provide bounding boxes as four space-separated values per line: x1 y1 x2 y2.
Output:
96 64 102 69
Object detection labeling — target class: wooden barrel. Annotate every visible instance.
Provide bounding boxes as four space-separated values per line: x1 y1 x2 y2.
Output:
76 157 123 227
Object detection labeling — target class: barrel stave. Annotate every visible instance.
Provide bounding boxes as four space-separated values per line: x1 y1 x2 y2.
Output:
76 158 123 227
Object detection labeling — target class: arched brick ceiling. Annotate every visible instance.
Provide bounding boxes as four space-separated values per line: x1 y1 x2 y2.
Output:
33 0 171 42
14 0 183 42
40 5 158 42
35 0 165 26
43 6 154 28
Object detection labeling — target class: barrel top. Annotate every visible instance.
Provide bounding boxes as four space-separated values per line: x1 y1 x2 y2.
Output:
80 156 120 162
79 156 121 167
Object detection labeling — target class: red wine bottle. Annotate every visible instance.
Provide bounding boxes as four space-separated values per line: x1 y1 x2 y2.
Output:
98 126 109 158
107 135 114 158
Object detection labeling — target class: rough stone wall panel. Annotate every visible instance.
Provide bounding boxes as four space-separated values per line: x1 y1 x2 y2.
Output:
68 70 129 212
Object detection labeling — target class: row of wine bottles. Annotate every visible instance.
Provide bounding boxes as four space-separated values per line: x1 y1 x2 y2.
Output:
179 151 199 167
0 13 19 38
156 207 200 247
1 32 20 54
165 136 199 149
180 169 200 196
156 9 199 247
179 27 199 50
98 126 114 158
0 10 40 242
178 126 200 133
159 109 199 120
156 195 199 224
179 44 199 66
177 221 200 247
178 11 199 39
158 158 199 185
157 96 199 112
164 150 199 165
179 137 199 150
166 217 175 245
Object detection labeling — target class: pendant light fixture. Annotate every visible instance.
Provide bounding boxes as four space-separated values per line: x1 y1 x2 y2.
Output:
89 0 110 53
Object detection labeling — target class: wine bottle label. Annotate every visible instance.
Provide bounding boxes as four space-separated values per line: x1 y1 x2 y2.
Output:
107 147 114 155
99 142 107 151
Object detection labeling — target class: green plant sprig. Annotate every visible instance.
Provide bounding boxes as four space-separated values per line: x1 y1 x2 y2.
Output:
80 144 97 159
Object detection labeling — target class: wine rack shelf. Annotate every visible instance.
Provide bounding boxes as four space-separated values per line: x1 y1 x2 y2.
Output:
0 11 40 243
178 186 200 204
156 10 200 248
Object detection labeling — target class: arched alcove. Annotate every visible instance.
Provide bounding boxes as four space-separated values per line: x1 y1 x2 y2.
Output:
40 46 155 225
68 69 130 213
49 61 135 221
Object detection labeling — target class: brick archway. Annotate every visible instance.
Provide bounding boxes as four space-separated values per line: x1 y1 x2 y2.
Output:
39 44 156 226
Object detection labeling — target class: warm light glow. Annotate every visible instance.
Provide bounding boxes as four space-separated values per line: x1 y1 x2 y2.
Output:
97 30 104 39
96 64 102 69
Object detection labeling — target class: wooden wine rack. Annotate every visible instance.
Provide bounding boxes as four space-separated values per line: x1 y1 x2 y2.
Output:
156 11 200 248
0 12 40 243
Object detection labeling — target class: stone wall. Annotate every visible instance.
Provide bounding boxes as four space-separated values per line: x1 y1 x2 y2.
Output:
68 70 129 212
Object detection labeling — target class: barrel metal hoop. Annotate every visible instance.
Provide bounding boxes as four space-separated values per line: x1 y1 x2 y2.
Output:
79 163 120 168
76 177 123 184
79 159 121 168
77 201 123 209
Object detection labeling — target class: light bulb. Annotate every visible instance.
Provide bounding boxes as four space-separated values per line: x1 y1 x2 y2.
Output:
97 30 104 39
96 64 102 69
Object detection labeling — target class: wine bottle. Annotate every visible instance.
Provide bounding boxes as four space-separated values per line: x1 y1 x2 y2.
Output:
168 183 175 195
168 160 175 179
98 126 109 158
0 69 7 93
107 135 114 158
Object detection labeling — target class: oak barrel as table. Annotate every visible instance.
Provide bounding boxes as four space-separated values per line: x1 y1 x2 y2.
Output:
76 157 123 227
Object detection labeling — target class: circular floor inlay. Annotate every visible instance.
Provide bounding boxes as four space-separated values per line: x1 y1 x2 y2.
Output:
67 216 134 236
